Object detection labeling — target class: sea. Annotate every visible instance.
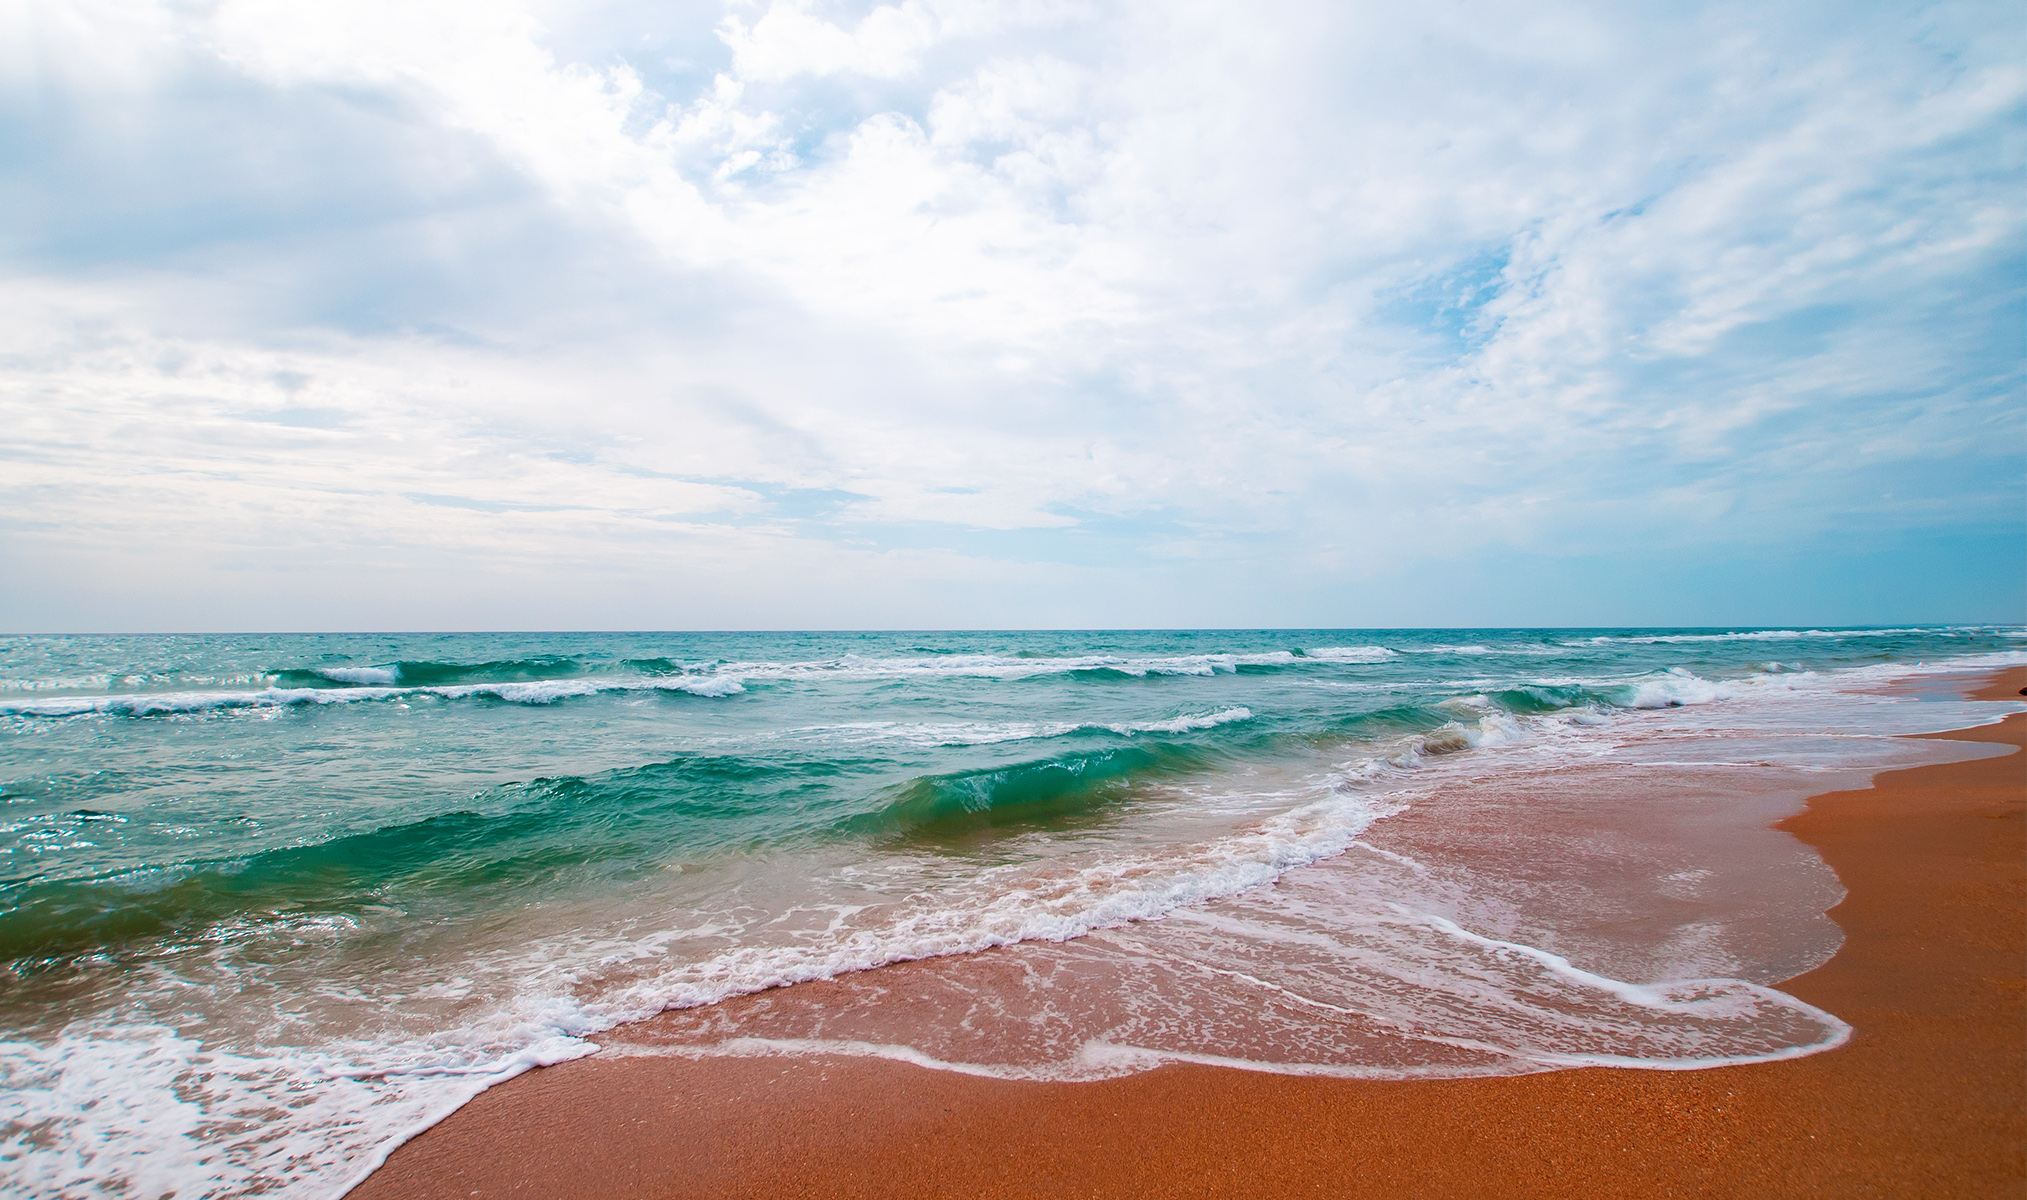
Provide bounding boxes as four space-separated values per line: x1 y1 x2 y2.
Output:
2 627 2022 1197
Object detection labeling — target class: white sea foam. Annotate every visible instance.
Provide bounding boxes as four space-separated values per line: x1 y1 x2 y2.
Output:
653 676 747 698
1303 646 1396 662
0 674 120 694
603 787 1402 1015
709 650 1308 682
0 676 743 717
1388 643 1569 657
313 666 400 685
1403 643 1578 656
800 707 1256 748
1376 709 1543 768
1573 627 1953 646
596 803 1860 1083
434 681 603 704
0 1018 595 1200
795 719 1083 747
1107 707 1255 735
0 686 407 716
1618 666 1744 708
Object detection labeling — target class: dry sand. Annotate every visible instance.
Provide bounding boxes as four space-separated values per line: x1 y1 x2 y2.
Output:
351 667 2026 1199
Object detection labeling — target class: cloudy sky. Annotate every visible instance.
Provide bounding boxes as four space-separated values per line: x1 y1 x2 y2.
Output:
1 0 2020 631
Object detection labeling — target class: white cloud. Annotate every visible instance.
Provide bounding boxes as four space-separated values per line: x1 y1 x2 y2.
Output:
0 0 2020 629
721 0 939 82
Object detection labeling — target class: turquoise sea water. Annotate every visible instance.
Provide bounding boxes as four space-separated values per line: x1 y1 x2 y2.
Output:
2 627 2021 1196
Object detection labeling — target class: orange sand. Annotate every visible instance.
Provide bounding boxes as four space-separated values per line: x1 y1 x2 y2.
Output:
352 668 2027 1199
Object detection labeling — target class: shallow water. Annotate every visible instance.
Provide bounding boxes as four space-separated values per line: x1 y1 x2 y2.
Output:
1 627 2021 1197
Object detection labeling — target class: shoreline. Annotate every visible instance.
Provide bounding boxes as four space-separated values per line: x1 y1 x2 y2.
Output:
352 666 2026 1199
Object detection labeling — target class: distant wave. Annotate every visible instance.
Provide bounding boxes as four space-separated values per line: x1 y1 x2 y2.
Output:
1395 644 1571 657
0 659 1787 723
1118 707 1256 734
261 649 1393 692
0 676 742 717
270 657 585 688
720 650 1297 681
1570 627 1954 646
1300 646 1396 662
1 640 1428 715
300 666 399 685
684 647 1408 685
802 707 1258 748
12 631 2008 722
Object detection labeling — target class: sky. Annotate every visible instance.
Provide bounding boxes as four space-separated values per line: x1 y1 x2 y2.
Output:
0 0 2021 632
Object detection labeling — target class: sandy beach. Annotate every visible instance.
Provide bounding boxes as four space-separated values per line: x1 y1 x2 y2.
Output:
351 666 2026 1200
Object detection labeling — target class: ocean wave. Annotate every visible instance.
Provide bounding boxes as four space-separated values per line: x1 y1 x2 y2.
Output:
1367 709 1547 771
0 751 876 960
0 686 408 717
269 657 586 689
0 674 121 694
1 641 1473 714
302 666 398 686
692 647 1422 685
1428 668 1781 718
1615 668 1741 707
1301 646 1396 662
1570 627 1951 646
600 785 1409 1030
717 651 1300 681
1114 707 1255 735
1396 644 1571 657
0 676 742 718
841 743 1218 838
1317 682 1732 781
796 719 1086 748
666 676 745 698
802 707 1257 748
0 673 276 695
259 648 1391 694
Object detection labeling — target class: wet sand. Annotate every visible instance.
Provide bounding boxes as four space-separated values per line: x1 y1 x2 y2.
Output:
351 667 2026 1199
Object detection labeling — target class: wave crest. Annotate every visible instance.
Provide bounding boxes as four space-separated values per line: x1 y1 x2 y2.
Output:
844 744 1214 838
